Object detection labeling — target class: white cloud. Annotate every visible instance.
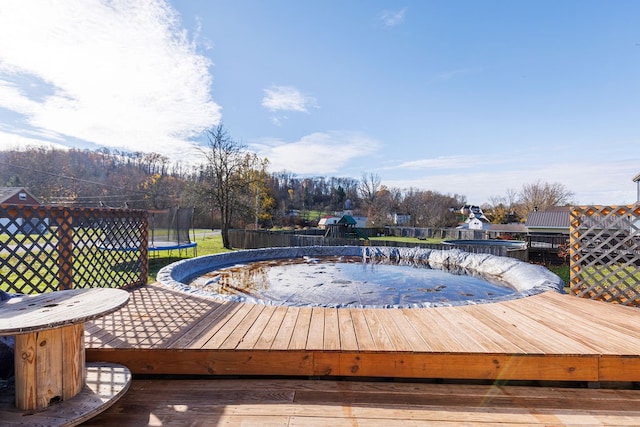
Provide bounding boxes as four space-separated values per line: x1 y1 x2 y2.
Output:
250 131 380 175
393 155 502 170
379 8 408 28
262 85 318 113
0 0 220 160
0 129 70 152
0 80 41 115
384 159 639 206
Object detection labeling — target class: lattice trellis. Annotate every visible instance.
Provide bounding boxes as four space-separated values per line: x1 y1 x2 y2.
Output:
570 204 640 306
0 204 148 294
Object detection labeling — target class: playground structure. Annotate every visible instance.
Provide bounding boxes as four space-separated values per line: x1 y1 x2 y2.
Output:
148 207 197 257
323 214 369 240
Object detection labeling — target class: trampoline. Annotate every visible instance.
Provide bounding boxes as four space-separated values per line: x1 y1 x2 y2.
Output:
148 207 197 257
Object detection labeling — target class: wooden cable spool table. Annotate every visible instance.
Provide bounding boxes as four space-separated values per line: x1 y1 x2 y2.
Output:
0 288 131 426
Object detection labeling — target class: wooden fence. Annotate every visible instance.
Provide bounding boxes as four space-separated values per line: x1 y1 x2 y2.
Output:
0 204 148 294
570 204 640 306
385 226 486 240
228 229 528 260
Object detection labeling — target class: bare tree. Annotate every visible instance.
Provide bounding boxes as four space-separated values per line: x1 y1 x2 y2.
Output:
401 190 463 227
358 172 381 224
517 180 574 219
200 124 267 249
358 173 380 204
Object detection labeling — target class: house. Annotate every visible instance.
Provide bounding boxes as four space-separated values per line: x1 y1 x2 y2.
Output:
457 205 491 231
467 214 490 230
0 187 41 205
391 213 411 226
0 187 46 235
459 204 484 219
348 215 368 228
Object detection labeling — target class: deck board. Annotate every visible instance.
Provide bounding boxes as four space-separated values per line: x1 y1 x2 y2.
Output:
271 306 300 349
381 308 430 352
255 305 288 350
85 283 640 382
235 304 275 349
369 308 416 351
481 301 598 354
448 306 528 352
201 302 255 349
459 304 544 353
525 294 640 353
349 309 376 350
289 307 312 350
323 308 341 350
221 303 266 349
506 295 640 354
167 300 237 348
82 378 640 426
306 307 325 350
337 309 359 351
400 308 450 352
362 308 396 351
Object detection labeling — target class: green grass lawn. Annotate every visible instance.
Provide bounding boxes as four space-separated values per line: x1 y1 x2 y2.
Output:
548 264 570 291
148 230 231 282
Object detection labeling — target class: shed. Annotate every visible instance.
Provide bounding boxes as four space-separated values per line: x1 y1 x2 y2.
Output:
525 206 570 265
525 206 570 235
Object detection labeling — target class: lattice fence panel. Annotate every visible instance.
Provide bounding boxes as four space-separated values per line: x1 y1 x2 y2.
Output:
0 204 148 294
570 204 640 306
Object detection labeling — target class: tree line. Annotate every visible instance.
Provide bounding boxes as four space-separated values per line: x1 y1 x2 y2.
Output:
0 124 573 248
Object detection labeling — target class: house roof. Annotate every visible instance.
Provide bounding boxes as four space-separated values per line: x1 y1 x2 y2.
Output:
525 206 570 229
0 187 40 204
633 172 640 182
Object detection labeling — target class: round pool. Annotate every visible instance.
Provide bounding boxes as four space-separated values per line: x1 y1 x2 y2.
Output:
157 246 564 308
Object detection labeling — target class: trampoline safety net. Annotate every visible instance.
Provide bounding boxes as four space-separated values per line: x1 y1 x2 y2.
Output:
149 207 195 249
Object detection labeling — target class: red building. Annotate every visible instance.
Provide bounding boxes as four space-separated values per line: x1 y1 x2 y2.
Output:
0 187 41 205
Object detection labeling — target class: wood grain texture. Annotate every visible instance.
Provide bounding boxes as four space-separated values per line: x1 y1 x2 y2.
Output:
84 284 640 382
81 378 640 427
0 288 129 334
0 363 131 427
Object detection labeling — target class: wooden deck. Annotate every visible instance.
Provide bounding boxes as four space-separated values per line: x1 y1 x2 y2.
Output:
83 377 640 426
85 283 640 382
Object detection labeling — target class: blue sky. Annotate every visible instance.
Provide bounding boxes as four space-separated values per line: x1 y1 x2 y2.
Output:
0 1 638 205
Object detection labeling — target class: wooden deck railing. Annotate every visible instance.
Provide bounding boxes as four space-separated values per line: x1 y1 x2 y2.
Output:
0 204 148 294
570 204 640 306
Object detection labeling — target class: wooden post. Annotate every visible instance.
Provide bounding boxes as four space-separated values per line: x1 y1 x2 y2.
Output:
139 210 149 286
57 209 74 290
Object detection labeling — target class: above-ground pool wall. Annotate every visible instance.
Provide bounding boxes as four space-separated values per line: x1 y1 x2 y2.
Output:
158 246 564 308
